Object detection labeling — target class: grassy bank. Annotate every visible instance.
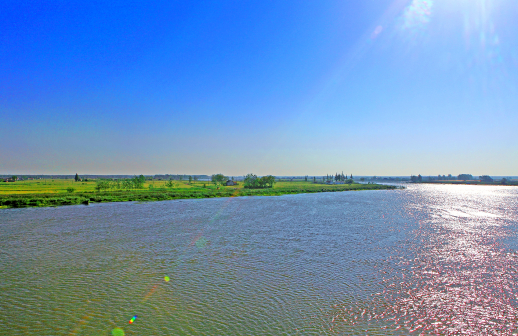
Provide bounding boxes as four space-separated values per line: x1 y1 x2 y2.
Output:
0 180 397 208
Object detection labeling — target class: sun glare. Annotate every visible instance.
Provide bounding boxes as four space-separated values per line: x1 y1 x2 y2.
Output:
401 0 433 30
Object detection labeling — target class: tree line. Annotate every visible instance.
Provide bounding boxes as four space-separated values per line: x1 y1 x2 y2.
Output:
325 172 353 182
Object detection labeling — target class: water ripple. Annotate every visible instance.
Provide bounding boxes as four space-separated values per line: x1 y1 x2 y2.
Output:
1 184 517 334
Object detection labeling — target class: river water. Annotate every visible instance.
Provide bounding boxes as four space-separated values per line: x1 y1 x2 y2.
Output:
1 184 518 335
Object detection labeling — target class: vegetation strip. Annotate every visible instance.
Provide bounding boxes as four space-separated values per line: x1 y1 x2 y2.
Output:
0 183 397 208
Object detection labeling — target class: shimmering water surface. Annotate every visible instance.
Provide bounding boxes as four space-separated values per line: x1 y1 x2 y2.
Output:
1 184 518 335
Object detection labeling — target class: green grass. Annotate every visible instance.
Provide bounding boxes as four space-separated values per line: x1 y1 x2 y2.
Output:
0 179 203 195
0 179 96 194
0 180 398 208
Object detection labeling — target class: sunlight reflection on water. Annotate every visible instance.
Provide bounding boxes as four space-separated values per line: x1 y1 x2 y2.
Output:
373 184 518 334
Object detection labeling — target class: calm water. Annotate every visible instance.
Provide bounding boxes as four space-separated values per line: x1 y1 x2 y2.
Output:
1 184 518 335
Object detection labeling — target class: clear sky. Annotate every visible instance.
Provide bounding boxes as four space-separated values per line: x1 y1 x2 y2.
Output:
1 0 517 176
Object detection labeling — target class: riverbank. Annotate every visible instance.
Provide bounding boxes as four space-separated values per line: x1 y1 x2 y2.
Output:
0 182 398 208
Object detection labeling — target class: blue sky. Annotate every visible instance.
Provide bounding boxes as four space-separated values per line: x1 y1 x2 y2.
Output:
1 0 517 176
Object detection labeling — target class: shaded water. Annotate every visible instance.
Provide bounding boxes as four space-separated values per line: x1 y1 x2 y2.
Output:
1 184 518 335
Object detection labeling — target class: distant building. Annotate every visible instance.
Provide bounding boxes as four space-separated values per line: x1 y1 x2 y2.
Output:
225 180 237 186
458 174 473 180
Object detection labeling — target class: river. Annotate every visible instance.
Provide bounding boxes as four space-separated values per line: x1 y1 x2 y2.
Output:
1 183 518 335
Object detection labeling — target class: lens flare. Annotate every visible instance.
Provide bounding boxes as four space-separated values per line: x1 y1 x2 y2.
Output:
371 25 383 39
129 315 137 324
111 327 125 336
402 0 433 30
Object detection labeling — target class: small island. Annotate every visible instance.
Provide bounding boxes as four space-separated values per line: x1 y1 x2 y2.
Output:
0 173 398 209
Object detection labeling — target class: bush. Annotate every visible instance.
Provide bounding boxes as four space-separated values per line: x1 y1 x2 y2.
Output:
67 187 75 193
12 199 29 207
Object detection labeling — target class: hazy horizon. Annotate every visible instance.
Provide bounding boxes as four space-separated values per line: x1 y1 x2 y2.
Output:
2 0 517 176
1 173 516 180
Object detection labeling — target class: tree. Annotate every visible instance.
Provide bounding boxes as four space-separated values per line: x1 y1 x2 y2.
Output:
244 174 274 188
260 175 275 188
12 176 18 181
211 174 227 185
305 175 308 182
458 174 473 180
244 174 258 188
265 175 275 187
131 176 145 189
259 176 268 188
67 187 75 193
313 176 316 183
75 173 80 182
189 176 193 184
95 180 110 192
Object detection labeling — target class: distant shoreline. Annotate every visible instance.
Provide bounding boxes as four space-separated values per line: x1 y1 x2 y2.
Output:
413 181 517 186
0 183 398 209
